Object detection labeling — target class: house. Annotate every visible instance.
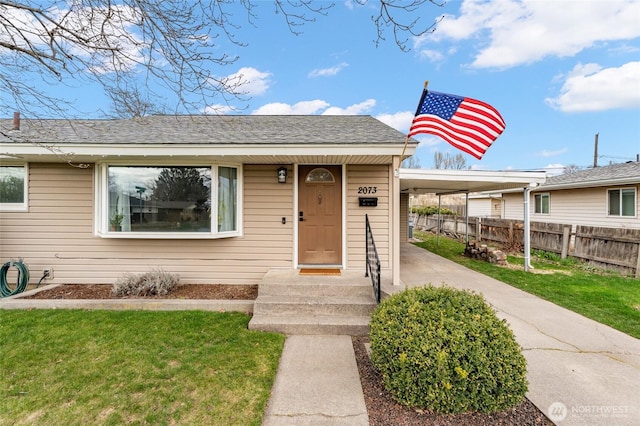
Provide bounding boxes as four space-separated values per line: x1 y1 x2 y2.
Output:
466 193 504 218
1 114 419 287
1 114 549 295
501 162 640 229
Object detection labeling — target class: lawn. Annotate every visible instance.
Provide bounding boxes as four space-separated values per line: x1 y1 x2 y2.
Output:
0 310 284 426
413 231 640 339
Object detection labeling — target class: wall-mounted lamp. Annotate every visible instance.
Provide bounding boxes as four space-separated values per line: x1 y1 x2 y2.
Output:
277 166 287 184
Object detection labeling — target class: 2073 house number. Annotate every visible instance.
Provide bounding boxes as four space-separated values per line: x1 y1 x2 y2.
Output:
358 186 377 194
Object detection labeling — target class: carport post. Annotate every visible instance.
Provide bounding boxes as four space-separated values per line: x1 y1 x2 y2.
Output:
437 195 441 246
465 192 469 245
523 185 536 271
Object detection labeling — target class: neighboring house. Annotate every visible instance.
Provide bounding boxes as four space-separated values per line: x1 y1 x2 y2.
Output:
0 115 417 286
501 162 640 229
467 193 504 218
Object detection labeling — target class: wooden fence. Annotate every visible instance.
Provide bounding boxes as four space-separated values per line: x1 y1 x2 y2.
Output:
412 214 640 277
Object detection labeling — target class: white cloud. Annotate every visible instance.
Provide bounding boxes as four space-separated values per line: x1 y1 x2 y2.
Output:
416 136 442 149
322 99 376 115
222 67 272 96
251 98 376 115
308 62 349 77
545 61 640 112
376 111 414 133
543 164 566 176
252 100 330 115
416 49 444 62
419 0 640 69
201 104 237 115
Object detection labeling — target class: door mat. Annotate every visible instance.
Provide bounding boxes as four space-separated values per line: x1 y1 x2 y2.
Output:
299 268 341 276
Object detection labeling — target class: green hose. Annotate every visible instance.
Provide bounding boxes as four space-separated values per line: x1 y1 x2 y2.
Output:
1 261 30 297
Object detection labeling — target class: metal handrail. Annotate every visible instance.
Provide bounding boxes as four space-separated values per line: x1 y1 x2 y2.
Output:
365 214 381 303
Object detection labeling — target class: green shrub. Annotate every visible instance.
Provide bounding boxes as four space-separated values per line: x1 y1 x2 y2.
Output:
369 285 528 414
411 205 457 216
112 268 179 297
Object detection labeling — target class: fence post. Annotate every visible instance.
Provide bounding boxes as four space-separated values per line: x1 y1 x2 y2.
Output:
476 217 481 242
561 225 571 259
509 221 514 246
635 243 640 279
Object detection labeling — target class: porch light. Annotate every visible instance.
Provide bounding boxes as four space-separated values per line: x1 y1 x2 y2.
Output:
277 167 287 183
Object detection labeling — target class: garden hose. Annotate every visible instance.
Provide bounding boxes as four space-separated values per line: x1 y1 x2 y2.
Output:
1 261 30 297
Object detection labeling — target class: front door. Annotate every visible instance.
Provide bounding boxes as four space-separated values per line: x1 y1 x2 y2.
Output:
298 165 342 265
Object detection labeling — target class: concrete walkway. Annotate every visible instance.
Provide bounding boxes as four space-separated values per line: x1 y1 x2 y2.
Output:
392 243 640 426
262 335 368 425
264 244 639 426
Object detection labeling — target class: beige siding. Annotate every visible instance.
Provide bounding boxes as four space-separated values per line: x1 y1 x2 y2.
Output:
0 163 294 285
503 185 640 229
346 164 390 269
503 192 525 220
468 198 493 217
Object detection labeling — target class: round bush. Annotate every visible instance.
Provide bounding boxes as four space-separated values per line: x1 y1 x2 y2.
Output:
370 285 528 414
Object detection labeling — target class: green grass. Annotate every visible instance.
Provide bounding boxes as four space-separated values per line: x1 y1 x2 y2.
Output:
413 231 640 339
0 310 284 426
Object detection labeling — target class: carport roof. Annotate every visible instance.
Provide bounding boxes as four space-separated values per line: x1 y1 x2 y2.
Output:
399 168 547 195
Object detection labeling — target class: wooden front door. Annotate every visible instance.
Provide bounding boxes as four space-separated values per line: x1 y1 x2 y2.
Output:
298 165 342 265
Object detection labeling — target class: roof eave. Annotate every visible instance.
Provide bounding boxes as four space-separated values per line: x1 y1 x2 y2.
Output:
537 176 640 191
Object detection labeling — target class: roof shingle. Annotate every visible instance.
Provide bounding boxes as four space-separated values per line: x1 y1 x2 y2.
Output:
0 115 411 145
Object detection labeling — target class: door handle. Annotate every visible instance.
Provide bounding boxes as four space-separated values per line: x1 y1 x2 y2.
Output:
299 211 304 222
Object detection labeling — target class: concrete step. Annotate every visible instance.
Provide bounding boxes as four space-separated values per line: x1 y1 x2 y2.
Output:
248 313 371 336
253 294 376 316
248 268 378 335
258 283 374 298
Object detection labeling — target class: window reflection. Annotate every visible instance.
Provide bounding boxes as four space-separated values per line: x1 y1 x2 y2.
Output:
108 166 212 232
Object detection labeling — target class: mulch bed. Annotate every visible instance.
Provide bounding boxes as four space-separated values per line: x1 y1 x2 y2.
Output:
20 284 258 300
352 337 552 426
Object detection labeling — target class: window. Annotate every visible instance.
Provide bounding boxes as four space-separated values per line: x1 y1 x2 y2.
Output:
0 164 28 211
98 164 241 238
534 193 549 214
608 188 636 217
305 168 335 183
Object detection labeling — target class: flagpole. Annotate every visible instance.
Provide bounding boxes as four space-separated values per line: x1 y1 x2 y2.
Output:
400 80 429 161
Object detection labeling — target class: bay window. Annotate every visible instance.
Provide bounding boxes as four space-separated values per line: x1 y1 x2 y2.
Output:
98 164 241 237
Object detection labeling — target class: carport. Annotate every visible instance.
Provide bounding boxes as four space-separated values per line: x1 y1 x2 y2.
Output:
391 168 547 286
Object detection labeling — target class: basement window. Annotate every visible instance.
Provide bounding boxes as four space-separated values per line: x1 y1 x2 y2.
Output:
96 164 241 238
0 164 28 211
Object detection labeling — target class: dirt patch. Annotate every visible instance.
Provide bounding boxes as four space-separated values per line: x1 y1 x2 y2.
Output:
21 284 258 300
352 337 552 426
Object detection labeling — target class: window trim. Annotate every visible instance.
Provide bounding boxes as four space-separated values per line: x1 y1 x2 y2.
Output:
533 192 550 215
95 162 242 239
0 163 28 212
607 187 636 218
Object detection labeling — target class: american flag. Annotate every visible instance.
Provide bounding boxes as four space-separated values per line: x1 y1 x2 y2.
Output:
408 90 506 160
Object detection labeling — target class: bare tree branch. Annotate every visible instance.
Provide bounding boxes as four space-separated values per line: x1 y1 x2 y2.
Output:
0 0 443 118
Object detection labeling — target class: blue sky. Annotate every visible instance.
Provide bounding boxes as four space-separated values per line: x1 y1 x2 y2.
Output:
6 0 640 172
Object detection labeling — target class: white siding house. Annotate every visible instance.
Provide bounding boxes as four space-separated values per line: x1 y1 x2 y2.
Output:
502 162 640 229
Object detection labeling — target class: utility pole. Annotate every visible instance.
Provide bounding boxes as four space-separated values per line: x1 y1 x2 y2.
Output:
593 133 599 168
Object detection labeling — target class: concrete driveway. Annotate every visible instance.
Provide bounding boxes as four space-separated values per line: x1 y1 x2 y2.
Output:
387 243 640 426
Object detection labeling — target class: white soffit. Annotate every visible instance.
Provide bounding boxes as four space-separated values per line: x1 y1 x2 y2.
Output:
399 168 547 195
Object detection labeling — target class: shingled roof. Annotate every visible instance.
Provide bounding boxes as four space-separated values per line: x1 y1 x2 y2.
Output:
1 115 410 145
538 161 640 190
